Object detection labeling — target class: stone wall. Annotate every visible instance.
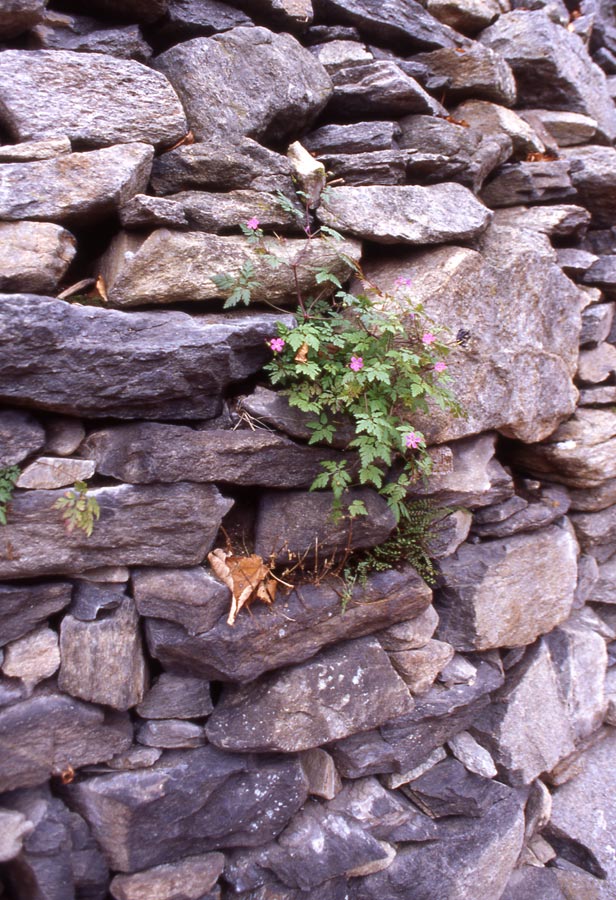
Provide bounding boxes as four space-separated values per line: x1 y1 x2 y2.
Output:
0 0 616 898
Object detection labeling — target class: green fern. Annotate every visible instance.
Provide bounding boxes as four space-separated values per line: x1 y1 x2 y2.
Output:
0 465 19 525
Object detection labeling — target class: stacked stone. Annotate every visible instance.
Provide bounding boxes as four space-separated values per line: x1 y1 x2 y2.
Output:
0 0 615 898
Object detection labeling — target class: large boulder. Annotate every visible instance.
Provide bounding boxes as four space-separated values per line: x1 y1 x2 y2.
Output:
0 49 186 148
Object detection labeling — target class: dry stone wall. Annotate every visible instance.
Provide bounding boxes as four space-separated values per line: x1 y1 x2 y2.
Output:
0 0 616 898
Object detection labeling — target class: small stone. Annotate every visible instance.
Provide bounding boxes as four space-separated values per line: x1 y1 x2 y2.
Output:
299 748 342 800
110 854 225 900
413 44 516 105
376 606 439 652
438 653 477 686
381 747 448 789
0 409 45 468
2 627 60 693
453 99 545 156
425 0 504 35
570 504 616 562
578 343 616 383
303 120 401 154
326 60 445 117
480 160 575 208
527 109 598 146
447 731 497 778
0 0 45 37
470 484 571 539
557 248 599 278
44 417 86 456
16 457 95 490
402 757 508 818
0 222 76 295
0 582 72 647
137 719 205 749
525 777 553 838
492 203 591 237
30 13 152 61
80 566 130 583
106 746 162 771
0 136 71 162
136 674 213 720
388 640 455 694
0 809 33 863
287 141 326 208
156 0 252 42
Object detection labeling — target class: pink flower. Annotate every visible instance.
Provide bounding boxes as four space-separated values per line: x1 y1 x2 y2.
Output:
246 217 260 230
269 337 285 353
434 361 447 373
349 356 364 372
395 276 413 287
422 332 436 345
405 431 424 450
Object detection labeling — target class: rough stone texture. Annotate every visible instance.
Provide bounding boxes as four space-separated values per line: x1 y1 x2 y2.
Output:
304 121 400 155
30 12 152 61
0 137 71 163
448 730 497 777
0 295 294 420
0 143 153 225
59 598 147 711
425 0 504 34
470 483 570 539
435 522 578 651
360 225 582 444
0 222 76 295
205 636 414 752
155 28 332 144
513 408 616 488
143 565 432 682
81 423 348 488
529 109 598 146
0 0 45 37
299 749 341 800
389 640 455 693
136 674 213 720
150 138 293 195
0 409 45 468
99 230 361 307
402 757 507 818
17 457 95 490
0 483 232 579
453 99 545 156
578 343 616 384
492 203 591 238
0 690 132 792
137 719 205 749
571 505 616 562
0 582 72 647
110 853 225 900
560 146 616 228
376 606 439 652
327 60 445 117
44 417 86 457
480 10 616 141
157 0 252 42
471 641 577 785
2 627 60 693
327 776 437 843
238 386 355 449
254 489 396 564
70 581 125 621
480 160 575 208
318 183 491 244
0 808 33 863
413 44 516 105
0 49 186 148
583 255 616 295
64 746 308 872
501 867 568 900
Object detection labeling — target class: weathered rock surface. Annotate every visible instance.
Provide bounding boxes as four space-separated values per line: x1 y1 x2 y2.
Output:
0 483 232 579
377 605 439 652
402 757 506 818
143 566 432 682
205 636 414 752
64 746 308 872
155 28 331 144
99 230 361 307
492 203 591 238
481 10 616 141
0 143 153 225
0 409 45 468
0 137 71 163
480 160 575 208
570 504 616 562
17 457 95 490
0 295 293 419
0 0 46 37
0 222 76 295
326 60 445 117
2 626 60 693
563 145 616 227
304 120 400 155
448 730 497 777
44 417 86 457
137 673 213 719
0 808 33 863
360 226 582 443
110 853 225 900
136 719 205 749
0 582 72 647
0 691 132 792
30 12 152 61
389 640 455 693
413 44 516 105
59 598 147 710
81 423 348 488
318 183 491 244
425 0 503 34
157 0 252 42
470 483 570 539
57 0 168 23
528 109 598 146
70 581 125 621
453 99 545 156
299 748 341 800
0 50 186 148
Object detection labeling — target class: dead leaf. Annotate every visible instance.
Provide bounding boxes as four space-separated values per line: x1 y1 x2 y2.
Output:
525 151 558 162
95 274 109 304
208 549 277 625
444 115 470 128
294 342 309 363
163 130 195 153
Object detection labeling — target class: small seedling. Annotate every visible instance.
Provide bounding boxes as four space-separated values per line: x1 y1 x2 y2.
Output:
0 465 19 525
53 480 100 537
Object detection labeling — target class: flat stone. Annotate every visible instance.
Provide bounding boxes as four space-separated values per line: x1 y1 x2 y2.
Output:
254 489 396 565
110 853 225 900
81 424 348 488
70 581 125 621
237 386 355 449
0 222 76 295
413 44 516 105
326 60 444 117
595 552 616 603
425 0 504 35
584 254 616 295
402 757 508 818
471 640 577 785
381 747 447 789
481 10 616 141
157 0 252 42
0 690 132 792
56 0 168 23
312 148 409 186
0 294 294 420
579 384 616 406
64 746 308 872
453 99 543 156
425 508 472 559
492 203 591 238
303 120 400 154
327 776 437 842
527 109 598 146
236 0 313 27
137 674 213 719
16 457 95 490
299 748 341 800
311 39 378 70
0 483 232 579
137 719 205 749
155 28 331 145
480 160 575 208
578 343 616 383
150 138 293 195
557 248 599 278
44 417 85 456
120 190 299 232
439 653 477 686
513 408 616 488
205 636 414 752
562 145 616 228
435 522 578 651
318 183 491 244
0 581 72 646
569 477 616 512
0 409 45 468
0 49 186 148
470 483 571 539
59 598 147 711
330 656 504 778
30 13 152 61
107 746 162 771
0 143 153 226
2 626 60 693
0 808 33 863
142 565 431 682
360 225 582 444
571 504 616 562
376 605 439 652
311 0 461 51
99 230 361 307
388 640 454 694
0 0 45 37
447 730 497 777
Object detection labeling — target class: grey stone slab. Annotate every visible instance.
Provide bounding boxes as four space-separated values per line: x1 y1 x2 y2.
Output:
318 183 491 244
0 483 232 579
30 13 152 61
413 44 516 105
16 457 95 490
0 137 71 163
326 60 444 117
500 867 567 900
303 121 400 154
136 719 206 749
376 605 439 652
0 144 153 226
492 203 591 237
402 757 509 818
447 730 497 778
157 0 251 42
480 160 575 208
0 408 45 468
69 581 125 621
63 746 308 872
0 581 72 646
205 636 414 752
110 853 224 900
0 690 132 792
0 294 294 420
143 565 431 682
578 342 616 384
388 639 454 694
237 386 355 449
313 148 408 186
470 484 570 539
452 99 545 156
0 49 186 148
327 776 437 842
0 222 76 295
571 504 616 562
527 108 598 146
136 673 213 719
155 28 331 145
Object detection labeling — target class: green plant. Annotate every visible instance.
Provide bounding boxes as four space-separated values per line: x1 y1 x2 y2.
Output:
0 465 19 525
53 480 100 537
